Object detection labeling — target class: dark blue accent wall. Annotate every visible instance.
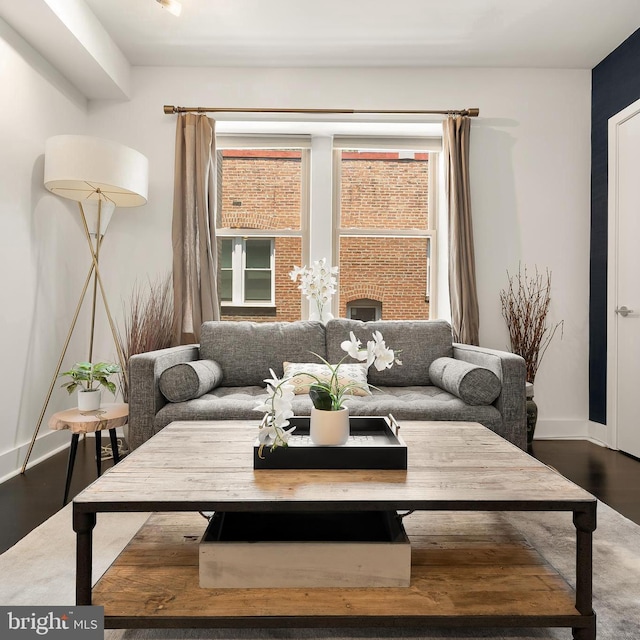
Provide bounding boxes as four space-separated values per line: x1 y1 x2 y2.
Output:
591 27 640 423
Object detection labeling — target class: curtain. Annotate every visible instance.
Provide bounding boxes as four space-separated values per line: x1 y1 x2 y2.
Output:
172 113 220 345
442 115 480 345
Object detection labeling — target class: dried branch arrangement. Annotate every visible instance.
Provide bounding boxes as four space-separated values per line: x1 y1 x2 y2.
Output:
499 265 563 384
118 274 175 401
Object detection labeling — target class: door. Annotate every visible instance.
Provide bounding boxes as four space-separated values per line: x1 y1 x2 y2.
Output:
608 100 640 458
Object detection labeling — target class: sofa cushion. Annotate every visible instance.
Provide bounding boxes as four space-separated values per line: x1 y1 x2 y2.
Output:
158 359 223 403
429 357 501 406
199 321 327 387
283 361 370 396
325 319 453 387
154 385 315 430
153 385 503 436
339 386 503 433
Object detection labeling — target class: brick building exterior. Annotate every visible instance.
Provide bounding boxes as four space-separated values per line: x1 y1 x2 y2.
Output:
218 149 430 322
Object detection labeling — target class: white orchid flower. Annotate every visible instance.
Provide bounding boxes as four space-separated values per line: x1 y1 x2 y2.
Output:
263 369 283 388
373 346 395 371
289 265 304 282
258 423 279 444
341 331 364 359
364 341 376 368
289 258 338 325
367 331 395 371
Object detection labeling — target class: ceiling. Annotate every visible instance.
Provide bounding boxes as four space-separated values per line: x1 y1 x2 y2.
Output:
1 0 640 100
85 0 640 69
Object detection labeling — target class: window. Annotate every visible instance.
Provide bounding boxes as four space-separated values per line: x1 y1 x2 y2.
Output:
221 237 274 304
333 139 439 320
215 137 310 319
212 130 442 322
347 298 382 321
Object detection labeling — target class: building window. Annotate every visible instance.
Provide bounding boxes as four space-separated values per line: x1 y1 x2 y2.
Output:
215 138 310 319
220 237 274 305
333 141 438 320
347 299 382 321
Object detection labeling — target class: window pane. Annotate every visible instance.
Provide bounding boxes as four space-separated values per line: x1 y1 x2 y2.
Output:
338 236 430 319
220 270 232 301
244 271 272 301
218 149 302 230
245 239 272 268
340 150 429 230
221 238 233 268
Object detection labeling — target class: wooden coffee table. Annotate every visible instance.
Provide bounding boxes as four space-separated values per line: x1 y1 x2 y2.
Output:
73 420 597 639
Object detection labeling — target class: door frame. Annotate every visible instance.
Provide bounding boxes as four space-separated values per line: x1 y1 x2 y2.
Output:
606 97 640 450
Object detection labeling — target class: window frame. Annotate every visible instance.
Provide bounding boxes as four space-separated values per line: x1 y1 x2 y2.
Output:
331 140 440 319
215 135 311 310
220 237 275 306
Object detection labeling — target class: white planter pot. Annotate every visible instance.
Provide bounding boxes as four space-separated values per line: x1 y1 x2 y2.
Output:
310 407 349 446
78 389 101 412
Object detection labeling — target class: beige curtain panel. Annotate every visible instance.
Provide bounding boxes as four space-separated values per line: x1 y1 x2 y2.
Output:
443 115 480 345
172 113 220 345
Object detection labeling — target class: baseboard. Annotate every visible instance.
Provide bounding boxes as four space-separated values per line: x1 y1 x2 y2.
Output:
534 419 610 447
0 430 71 484
587 420 609 447
533 419 590 440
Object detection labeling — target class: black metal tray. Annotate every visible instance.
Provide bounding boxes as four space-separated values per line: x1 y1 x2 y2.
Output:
253 415 407 470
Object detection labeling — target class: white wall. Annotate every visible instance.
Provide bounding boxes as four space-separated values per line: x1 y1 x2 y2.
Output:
1 62 592 478
0 19 89 480
87 66 591 440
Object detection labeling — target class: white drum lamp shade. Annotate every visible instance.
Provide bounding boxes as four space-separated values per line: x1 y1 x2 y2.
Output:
44 135 149 207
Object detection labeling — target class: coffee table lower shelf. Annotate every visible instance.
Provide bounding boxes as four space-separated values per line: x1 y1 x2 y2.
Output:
92 511 593 635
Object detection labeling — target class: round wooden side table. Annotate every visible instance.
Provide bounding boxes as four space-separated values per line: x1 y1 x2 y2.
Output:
48 402 128 505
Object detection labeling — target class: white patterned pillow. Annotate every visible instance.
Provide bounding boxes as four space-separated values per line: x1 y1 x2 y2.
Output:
283 362 370 397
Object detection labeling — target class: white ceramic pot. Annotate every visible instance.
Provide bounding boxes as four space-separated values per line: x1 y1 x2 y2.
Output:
78 388 101 412
310 407 349 445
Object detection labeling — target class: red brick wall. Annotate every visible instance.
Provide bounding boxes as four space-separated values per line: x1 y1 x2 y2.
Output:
341 153 429 229
219 150 301 230
218 150 430 322
339 236 429 320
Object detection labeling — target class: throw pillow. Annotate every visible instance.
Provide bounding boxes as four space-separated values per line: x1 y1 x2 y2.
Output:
159 359 223 403
429 357 501 406
282 361 370 397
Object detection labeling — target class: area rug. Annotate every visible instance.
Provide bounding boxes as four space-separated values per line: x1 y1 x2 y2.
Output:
0 501 638 640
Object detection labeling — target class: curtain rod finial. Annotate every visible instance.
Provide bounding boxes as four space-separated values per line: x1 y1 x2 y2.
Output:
466 108 480 118
164 105 176 114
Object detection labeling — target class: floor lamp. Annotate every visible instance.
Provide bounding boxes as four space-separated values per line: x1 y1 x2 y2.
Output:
21 135 149 473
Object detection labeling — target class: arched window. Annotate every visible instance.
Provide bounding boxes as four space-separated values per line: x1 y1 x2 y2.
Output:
347 298 382 322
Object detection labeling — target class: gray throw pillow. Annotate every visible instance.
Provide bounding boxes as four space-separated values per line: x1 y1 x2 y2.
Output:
159 360 223 403
429 357 501 406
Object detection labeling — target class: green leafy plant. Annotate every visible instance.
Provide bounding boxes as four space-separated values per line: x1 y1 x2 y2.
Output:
60 362 121 395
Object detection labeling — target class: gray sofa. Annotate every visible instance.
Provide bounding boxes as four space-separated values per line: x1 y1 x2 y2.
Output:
129 318 527 451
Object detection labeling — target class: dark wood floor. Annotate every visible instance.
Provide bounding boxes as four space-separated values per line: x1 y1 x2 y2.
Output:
530 439 640 524
0 437 639 554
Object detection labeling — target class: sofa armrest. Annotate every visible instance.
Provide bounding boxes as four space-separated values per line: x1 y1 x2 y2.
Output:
128 344 200 450
452 343 526 450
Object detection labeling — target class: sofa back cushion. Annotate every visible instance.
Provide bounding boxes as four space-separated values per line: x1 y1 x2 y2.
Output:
200 321 327 387
326 319 453 386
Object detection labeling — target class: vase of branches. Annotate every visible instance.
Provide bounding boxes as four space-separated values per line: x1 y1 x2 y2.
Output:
118 274 175 403
500 265 563 447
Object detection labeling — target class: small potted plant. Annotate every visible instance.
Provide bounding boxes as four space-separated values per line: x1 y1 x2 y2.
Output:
60 361 121 411
255 330 400 453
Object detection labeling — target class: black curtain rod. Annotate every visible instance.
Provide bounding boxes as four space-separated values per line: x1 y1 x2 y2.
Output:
163 105 479 117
